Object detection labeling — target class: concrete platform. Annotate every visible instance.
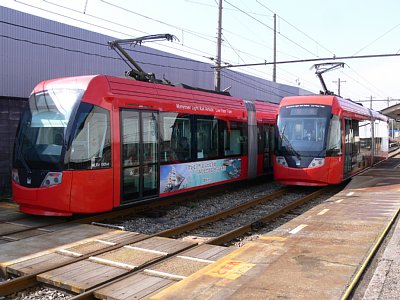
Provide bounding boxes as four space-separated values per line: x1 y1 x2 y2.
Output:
152 157 400 299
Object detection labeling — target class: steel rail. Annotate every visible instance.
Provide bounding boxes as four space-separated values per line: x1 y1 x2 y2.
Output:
76 177 272 224
156 187 289 238
0 232 149 296
208 186 333 246
0 180 275 296
0 178 268 241
0 184 336 297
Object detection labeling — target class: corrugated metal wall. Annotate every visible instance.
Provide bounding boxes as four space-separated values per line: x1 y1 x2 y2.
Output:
0 6 310 195
0 6 307 101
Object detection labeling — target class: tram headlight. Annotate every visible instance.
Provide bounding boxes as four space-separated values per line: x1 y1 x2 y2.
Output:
12 168 20 184
41 172 63 187
276 156 288 167
308 158 325 168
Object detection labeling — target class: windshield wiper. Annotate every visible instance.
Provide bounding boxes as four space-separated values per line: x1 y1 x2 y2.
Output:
318 145 341 157
279 126 301 159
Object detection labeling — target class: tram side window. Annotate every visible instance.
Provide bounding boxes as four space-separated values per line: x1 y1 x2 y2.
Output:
257 123 274 170
197 118 219 159
160 113 191 163
122 112 139 167
352 120 360 155
359 120 372 153
223 121 247 156
326 115 342 156
375 121 381 153
374 119 389 155
67 104 111 169
345 119 361 156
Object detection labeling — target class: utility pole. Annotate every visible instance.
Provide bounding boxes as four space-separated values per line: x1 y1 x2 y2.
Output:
368 95 375 109
391 119 394 139
332 78 346 96
214 0 223 92
273 14 277 82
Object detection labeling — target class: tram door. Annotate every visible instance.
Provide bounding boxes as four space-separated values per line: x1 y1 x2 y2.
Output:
121 110 159 203
260 124 274 172
344 119 353 178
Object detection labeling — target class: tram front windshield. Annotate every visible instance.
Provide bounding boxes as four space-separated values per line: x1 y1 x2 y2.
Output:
276 104 332 157
14 89 83 171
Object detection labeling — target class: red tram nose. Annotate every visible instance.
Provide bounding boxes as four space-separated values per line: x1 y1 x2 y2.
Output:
12 171 73 216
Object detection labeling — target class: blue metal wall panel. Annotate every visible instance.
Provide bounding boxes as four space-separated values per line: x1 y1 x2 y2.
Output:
0 6 309 102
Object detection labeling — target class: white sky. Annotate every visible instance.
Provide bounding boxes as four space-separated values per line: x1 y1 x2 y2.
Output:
3 0 400 110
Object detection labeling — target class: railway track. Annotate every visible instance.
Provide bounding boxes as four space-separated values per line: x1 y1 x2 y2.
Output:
0 177 272 243
5 149 395 244
0 185 336 299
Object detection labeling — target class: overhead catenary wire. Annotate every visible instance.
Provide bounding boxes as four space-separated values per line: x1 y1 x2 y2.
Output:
223 69 300 97
5 1 399 100
222 73 285 98
10 0 315 92
0 34 213 73
13 0 147 39
43 0 217 44
99 0 216 43
186 0 271 17
224 0 320 57
352 22 400 56
255 0 336 57
1 20 270 81
13 0 218 63
342 67 387 99
198 0 388 97
221 33 246 64
65 0 292 90
222 28 301 59
27 0 278 71
0 28 298 98
98 0 277 74
222 0 389 97
0 21 207 64
1 18 390 99
218 53 400 68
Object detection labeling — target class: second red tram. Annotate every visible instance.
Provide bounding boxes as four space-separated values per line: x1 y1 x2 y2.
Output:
274 95 388 186
12 75 277 216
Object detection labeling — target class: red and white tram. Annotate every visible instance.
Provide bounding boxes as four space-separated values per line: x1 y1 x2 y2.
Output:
274 95 388 186
12 75 277 216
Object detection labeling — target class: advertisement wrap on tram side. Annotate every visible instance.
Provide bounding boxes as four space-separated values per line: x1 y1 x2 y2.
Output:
160 158 241 194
